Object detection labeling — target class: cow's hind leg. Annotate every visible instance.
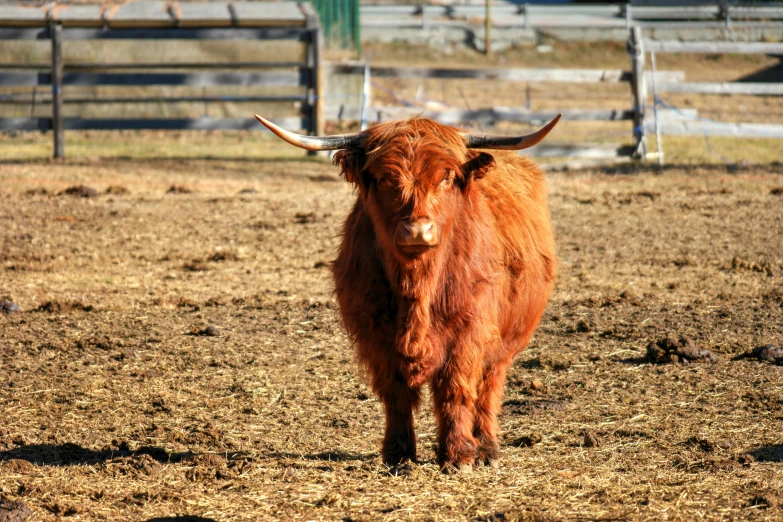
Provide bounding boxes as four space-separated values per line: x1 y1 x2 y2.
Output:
473 365 507 467
377 373 421 466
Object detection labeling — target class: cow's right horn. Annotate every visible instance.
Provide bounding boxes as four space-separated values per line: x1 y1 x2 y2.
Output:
255 115 367 151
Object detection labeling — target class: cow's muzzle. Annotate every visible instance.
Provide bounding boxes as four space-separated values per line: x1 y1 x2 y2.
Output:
395 219 439 253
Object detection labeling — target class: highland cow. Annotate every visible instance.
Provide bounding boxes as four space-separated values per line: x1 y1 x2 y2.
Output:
255 114 560 471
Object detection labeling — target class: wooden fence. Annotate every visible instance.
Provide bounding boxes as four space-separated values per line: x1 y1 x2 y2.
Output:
327 26 782 161
360 2 783 30
326 27 677 160
0 1 324 158
640 36 783 164
1 9 780 162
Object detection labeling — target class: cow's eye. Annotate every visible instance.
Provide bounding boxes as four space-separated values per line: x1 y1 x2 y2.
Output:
440 175 454 190
377 177 391 187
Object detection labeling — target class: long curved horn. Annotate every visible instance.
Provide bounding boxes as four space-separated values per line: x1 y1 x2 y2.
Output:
461 114 562 150
254 115 367 151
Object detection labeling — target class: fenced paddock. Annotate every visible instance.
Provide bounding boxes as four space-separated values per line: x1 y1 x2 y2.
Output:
0 1 325 158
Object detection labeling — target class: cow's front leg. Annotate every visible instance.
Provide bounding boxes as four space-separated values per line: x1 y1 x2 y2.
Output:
431 354 481 472
473 365 508 467
372 369 421 466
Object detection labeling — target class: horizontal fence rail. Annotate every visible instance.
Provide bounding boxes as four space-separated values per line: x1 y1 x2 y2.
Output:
327 106 637 124
0 116 306 132
327 63 685 84
656 82 783 96
644 40 783 54
0 71 310 87
644 119 783 138
0 62 306 70
0 27 309 41
0 95 307 105
0 2 308 28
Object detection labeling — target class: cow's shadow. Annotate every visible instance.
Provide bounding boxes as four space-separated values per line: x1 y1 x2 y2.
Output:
617 355 648 365
749 444 783 463
266 450 377 462
737 59 783 83
146 518 217 522
0 442 192 466
601 161 778 176
1 442 378 468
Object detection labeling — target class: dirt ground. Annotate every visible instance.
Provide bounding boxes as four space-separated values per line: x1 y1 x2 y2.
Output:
1 151 782 521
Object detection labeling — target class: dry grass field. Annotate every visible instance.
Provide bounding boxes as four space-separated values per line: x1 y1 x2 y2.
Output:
1 143 782 520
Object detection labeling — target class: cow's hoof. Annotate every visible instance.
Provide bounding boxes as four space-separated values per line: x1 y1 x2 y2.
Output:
382 453 416 468
477 459 500 469
442 462 474 474
476 441 500 465
381 443 416 468
386 462 414 477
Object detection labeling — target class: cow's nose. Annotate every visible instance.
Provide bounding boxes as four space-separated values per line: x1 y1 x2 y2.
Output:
396 219 439 248
404 221 432 240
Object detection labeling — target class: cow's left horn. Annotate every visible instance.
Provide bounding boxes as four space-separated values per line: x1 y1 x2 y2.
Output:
461 114 562 150
255 115 367 151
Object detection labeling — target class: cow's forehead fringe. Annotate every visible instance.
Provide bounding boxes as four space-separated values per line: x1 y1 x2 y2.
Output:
362 118 467 183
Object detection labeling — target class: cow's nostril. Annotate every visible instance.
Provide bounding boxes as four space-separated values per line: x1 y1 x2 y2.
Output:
420 222 434 242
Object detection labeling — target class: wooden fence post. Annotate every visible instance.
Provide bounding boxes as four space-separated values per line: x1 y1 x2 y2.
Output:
719 0 730 28
485 0 492 57
360 52 371 131
50 21 64 159
302 4 323 137
628 26 647 160
650 50 663 166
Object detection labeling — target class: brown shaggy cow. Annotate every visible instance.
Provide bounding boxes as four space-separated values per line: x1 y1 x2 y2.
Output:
255 114 560 471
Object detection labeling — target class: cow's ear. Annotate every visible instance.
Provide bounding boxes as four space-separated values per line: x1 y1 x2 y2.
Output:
333 149 367 187
460 152 495 184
